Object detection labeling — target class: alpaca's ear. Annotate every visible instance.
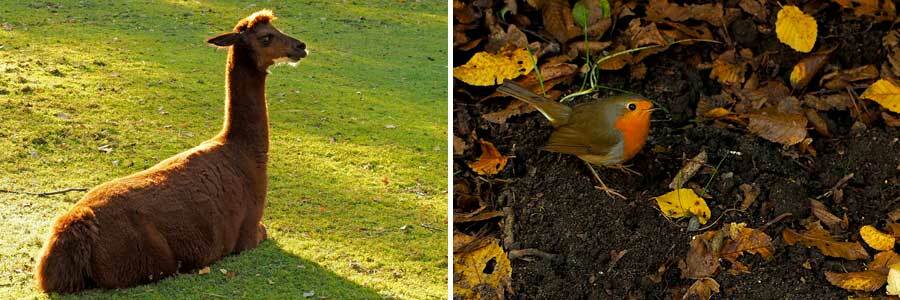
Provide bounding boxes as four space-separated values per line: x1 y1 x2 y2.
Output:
207 32 240 47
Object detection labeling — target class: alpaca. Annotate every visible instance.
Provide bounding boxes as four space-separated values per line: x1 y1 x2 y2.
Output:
34 10 307 293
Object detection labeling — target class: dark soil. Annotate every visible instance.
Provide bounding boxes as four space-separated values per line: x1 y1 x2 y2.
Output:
453 3 900 299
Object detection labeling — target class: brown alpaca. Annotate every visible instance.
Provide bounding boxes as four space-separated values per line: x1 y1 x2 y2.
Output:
34 10 307 293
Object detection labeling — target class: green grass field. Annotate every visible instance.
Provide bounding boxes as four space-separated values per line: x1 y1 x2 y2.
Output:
0 1 447 299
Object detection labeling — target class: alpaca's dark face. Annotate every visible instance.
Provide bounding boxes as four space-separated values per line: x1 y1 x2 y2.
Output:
207 15 307 71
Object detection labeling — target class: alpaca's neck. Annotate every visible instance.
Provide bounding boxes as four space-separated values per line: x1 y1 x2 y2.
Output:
218 46 269 161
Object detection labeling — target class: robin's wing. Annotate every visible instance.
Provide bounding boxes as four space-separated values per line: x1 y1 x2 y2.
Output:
543 102 625 165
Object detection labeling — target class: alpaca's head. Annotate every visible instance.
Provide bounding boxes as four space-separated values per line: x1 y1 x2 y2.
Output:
207 10 307 71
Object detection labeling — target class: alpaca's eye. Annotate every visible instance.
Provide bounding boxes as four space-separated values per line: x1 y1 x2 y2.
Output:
627 103 637 111
260 35 272 45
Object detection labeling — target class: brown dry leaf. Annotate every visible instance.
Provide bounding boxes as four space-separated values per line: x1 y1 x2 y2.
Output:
535 0 581 43
746 109 808 146
790 49 833 89
454 47 535 86
804 108 831 137
679 231 719 279
454 0 481 24
646 0 725 26
820 65 879 90
198 266 211 275
738 0 767 21
697 93 736 118
810 199 844 230
598 44 631 70
720 223 774 272
630 63 648 80
570 41 612 56
485 24 529 54
483 100 538 124
453 136 467 156
831 0 897 21
455 209 505 223
884 112 900 127
669 151 707 189
803 93 851 111
890 209 900 223
683 278 720 300
453 233 512 299
860 225 896 251
860 78 900 113
869 251 900 271
825 270 886 292
660 21 714 41
624 19 668 48
775 5 817 53
710 50 746 86
782 222 869 260
739 184 760 210
468 140 509 175
731 81 791 113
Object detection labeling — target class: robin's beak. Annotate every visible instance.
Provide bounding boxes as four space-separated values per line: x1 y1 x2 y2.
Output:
646 108 661 112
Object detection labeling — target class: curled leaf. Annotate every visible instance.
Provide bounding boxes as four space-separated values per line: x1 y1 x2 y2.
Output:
683 278 720 300
454 48 535 86
860 78 900 113
860 225 896 251
468 140 508 175
888 264 900 296
783 222 869 260
775 5 817 53
655 189 711 224
790 50 832 89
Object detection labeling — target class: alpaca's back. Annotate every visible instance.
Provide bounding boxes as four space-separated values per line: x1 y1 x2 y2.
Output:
36 140 267 291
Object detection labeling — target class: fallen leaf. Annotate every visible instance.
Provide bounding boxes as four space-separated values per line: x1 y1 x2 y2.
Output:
746 109 808 146
738 0 767 21
482 100 537 124
646 0 725 26
738 184 760 210
679 231 719 279
790 50 832 89
598 45 631 70
831 0 897 21
468 140 509 175
860 78 900 113
669 151 707 189
810 199 844 230
820 64 879 90
825 270 886 292
882 112 900 127
804 108 831 137
720 223 775 270
683 277 720 300
775 5 817 53
453 233 512 299
303 291 315 298
453 136 467 155
655 189 711 224
624 19 668 48
454 48 535 86
783 222 869 260
803 93 851 111
710 50 746 86
861 225 896 251
535 0 581 42
198 266 211 275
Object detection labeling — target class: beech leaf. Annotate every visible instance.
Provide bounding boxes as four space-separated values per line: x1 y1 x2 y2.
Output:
782 222 868 260
860 78 900 113
775 5 817 53
454 48 535 86
467 140 508 175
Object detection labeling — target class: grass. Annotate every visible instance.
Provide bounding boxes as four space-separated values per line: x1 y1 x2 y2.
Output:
0 0 447 299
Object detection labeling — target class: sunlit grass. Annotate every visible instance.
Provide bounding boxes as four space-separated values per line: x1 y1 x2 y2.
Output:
0 0 447 299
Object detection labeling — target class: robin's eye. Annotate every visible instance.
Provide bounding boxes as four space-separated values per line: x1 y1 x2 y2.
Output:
627 103 637 111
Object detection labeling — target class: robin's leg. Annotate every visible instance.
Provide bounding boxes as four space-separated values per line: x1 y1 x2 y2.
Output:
608 163 641 176
584 161 626 199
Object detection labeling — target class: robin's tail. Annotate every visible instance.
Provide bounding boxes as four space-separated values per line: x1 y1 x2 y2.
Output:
496 81 571 127
35 206 98 293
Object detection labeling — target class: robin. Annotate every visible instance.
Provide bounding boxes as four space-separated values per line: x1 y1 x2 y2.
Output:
497 81 656 199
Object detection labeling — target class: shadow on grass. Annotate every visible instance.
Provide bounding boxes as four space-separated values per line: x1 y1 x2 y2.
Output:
48 240 381 299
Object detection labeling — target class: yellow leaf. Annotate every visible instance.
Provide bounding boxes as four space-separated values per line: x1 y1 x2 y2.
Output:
467 140 508 175
861 78 900 113
861 225 896 251
775 5 817 53
453 233 512 299
825 270 886 292
453 48 535 86
655 189 711 224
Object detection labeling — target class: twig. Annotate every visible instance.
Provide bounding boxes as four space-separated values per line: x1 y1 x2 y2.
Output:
419 223 440 232
0 187 88 197
693 208 742 232
761 213 794 230
508 248 558 261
